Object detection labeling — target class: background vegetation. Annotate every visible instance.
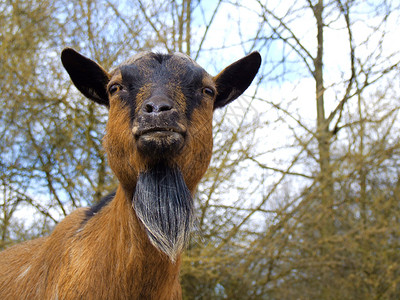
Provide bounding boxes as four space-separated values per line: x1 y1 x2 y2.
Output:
1 0 400 298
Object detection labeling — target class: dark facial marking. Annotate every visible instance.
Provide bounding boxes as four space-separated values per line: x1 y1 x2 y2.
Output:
178 66 207 119
117 64 145 117
118 54 209 121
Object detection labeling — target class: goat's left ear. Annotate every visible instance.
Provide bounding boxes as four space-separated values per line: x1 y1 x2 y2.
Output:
213 52 261 109
61 48 110 106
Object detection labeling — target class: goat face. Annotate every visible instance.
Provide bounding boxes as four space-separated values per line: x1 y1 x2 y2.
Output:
124 53 206 159
106 52 216 185
61 49 261 193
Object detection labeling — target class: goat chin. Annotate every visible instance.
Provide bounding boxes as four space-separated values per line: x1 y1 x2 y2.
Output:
133 163 194 262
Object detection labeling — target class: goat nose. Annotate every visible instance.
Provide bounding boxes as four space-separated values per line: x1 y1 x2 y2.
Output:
143 96 174 114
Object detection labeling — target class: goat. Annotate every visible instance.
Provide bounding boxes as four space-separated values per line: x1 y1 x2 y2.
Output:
0 48 261 299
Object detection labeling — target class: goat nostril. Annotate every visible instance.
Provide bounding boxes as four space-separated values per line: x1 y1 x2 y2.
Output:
145 103 154 113
159 104 172 112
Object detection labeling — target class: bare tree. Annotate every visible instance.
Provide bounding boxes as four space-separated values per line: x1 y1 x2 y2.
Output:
2 0 400 298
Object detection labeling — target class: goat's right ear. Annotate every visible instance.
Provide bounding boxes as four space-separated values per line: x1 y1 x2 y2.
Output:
61 48 110 106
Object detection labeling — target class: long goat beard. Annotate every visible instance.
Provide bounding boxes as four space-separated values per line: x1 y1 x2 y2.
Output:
133 164 194 262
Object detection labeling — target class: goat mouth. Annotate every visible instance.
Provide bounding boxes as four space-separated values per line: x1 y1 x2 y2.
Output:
135 127 186 138
134 126 186 157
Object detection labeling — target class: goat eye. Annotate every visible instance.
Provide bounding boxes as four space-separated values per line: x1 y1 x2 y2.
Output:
202 87 215 97
108 83 122 95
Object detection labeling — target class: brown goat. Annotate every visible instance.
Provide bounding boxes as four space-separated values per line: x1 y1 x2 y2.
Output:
0 48 261 299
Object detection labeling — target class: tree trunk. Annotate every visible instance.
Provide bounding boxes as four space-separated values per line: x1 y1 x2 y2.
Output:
314 0 334 234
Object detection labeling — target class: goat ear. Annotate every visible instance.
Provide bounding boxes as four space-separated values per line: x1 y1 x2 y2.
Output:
61 48 110 106
213 52 261 109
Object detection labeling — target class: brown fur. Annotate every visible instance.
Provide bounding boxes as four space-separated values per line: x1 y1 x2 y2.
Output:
0 187 181 299
0 49 261 299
